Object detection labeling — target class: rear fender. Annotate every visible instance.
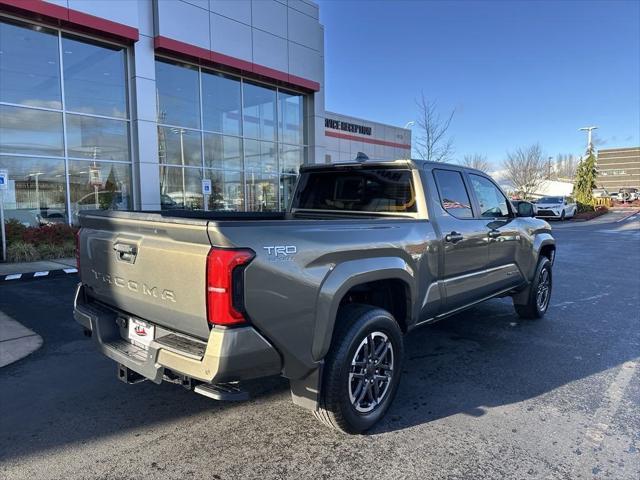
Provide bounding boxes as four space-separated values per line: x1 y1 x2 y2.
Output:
513 234 555 305
311 257 416 361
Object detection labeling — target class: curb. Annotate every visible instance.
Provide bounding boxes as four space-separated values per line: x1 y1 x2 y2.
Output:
1 267 78 282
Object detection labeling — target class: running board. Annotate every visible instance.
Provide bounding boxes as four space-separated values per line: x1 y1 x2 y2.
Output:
194 382 249 401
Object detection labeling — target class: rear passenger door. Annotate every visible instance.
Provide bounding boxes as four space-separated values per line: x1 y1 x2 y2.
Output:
432 169 492 312
467 173 524 292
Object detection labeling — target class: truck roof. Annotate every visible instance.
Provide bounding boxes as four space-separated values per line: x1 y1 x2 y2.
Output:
300 158 487 176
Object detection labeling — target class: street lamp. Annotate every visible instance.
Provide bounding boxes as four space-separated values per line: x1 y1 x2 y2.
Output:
403 121 415 129
171 128 187 207
579 126 598 154
27 172 44 208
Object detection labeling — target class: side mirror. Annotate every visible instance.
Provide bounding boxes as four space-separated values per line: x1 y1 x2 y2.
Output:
517 201 535 217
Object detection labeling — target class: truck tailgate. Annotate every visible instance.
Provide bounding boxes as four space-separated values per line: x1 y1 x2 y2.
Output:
78 212 213 340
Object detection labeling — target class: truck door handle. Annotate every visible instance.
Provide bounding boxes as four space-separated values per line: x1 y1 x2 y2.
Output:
113 243 137 263
488 230 501 239
444 231 464 243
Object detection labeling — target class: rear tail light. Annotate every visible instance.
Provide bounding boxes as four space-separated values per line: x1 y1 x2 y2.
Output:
206 247 254 327
75 228 81 271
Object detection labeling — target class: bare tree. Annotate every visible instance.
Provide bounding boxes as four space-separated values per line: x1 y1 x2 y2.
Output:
461 153 491 172
414 93 455 162
554 153 578 180
502 143 548 199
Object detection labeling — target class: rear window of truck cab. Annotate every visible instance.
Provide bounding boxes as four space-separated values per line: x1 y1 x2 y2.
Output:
293 168 417 213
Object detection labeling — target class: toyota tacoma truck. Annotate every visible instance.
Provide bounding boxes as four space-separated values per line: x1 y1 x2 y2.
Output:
74 160 555 433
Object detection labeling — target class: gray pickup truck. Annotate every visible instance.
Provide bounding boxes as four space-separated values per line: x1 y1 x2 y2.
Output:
74 159 555 433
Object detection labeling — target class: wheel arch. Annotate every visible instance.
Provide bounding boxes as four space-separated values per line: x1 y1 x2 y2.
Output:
311 257 415 362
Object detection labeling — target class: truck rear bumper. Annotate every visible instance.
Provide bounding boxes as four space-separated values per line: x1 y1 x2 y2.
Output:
73 283 282 385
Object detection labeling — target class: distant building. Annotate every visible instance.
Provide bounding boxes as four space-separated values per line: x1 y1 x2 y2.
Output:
323 112 411 163
596 147 640 191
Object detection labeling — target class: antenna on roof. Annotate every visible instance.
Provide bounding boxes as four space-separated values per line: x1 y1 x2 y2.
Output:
354 152 369 162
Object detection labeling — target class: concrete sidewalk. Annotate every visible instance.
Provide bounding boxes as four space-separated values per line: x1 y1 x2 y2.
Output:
0 257 76 277
0 311 43 368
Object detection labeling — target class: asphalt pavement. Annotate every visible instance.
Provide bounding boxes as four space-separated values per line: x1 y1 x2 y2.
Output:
0 213 638 480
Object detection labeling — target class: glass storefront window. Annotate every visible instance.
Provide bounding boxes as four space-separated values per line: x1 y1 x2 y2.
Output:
0 20 61 109
280 174 298 211
62 36 127 118
202 71 242 136
280 144 304 175
155 59 200 129
66 114 129 161
157 126 202 167
246 171 278 212
0 156 67 226
159 165 203 209
154 58 307 212
244 139 277 173
0 18 133 225
205 169 244 211
204 133 242 170
278 91 304 145
243 81 277 141
67 160 131 223
0 105 64 157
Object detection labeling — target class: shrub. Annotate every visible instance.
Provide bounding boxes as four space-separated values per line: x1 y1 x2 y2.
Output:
36 243 73 259
4 218 27 245
576 201 594 214
21 223 78 246
7 241 40 263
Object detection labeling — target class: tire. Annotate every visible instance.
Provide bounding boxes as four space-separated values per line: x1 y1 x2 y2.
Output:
313 304 404 434
560 210 566 221
514 257 552 319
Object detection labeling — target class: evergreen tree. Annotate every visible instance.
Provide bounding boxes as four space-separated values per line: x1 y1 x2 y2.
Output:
573 153 597 206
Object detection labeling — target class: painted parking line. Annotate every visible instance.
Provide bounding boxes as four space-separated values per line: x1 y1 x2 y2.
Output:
1 268 78 282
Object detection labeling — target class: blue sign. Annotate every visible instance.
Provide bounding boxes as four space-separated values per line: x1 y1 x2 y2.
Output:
0 169 7 190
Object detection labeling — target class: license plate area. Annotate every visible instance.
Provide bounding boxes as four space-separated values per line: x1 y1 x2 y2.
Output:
127 318 155 349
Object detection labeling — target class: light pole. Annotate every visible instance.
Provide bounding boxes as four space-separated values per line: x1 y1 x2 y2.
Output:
548 156 553 180
579 126 598 154
27 172 44 209
403 121 415 129
171 128 187 207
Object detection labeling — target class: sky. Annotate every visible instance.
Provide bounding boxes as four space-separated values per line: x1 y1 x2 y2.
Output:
318 0 640 166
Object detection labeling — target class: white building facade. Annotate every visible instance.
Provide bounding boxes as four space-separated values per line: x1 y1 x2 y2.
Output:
0 0 409 224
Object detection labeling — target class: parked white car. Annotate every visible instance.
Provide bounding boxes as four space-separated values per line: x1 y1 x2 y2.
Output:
535 196 577 220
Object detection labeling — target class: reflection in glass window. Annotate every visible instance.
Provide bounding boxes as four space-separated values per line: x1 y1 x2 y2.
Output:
469 174 510 218
0 20 61 108
280 144 303 175
0 105 64 157
278 91 304 145
155 59 200 128
204 133 242 170
159 166 203 209
433 170 473 219
280 175 298 211
243 82 276 141
205 169 244 211
62 36 127 118
244 139 276 173
157 127 202 167
0 156 67 226
202 72 242 135
68 160 131 223
66 114 129 161
246 171 278 212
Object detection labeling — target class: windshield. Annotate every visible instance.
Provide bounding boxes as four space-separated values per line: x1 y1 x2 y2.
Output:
538 196 562 203
292 168 416 213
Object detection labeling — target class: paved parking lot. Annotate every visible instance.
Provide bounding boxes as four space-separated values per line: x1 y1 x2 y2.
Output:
1 212 638 480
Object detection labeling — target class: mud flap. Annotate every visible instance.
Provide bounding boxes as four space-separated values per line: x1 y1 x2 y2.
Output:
290 364 323 411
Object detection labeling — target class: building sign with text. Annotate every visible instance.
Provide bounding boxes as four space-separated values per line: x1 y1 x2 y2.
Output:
325 118 372 136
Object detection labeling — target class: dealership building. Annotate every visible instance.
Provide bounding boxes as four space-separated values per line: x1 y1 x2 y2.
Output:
596 147 640 192
0 0 411 225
